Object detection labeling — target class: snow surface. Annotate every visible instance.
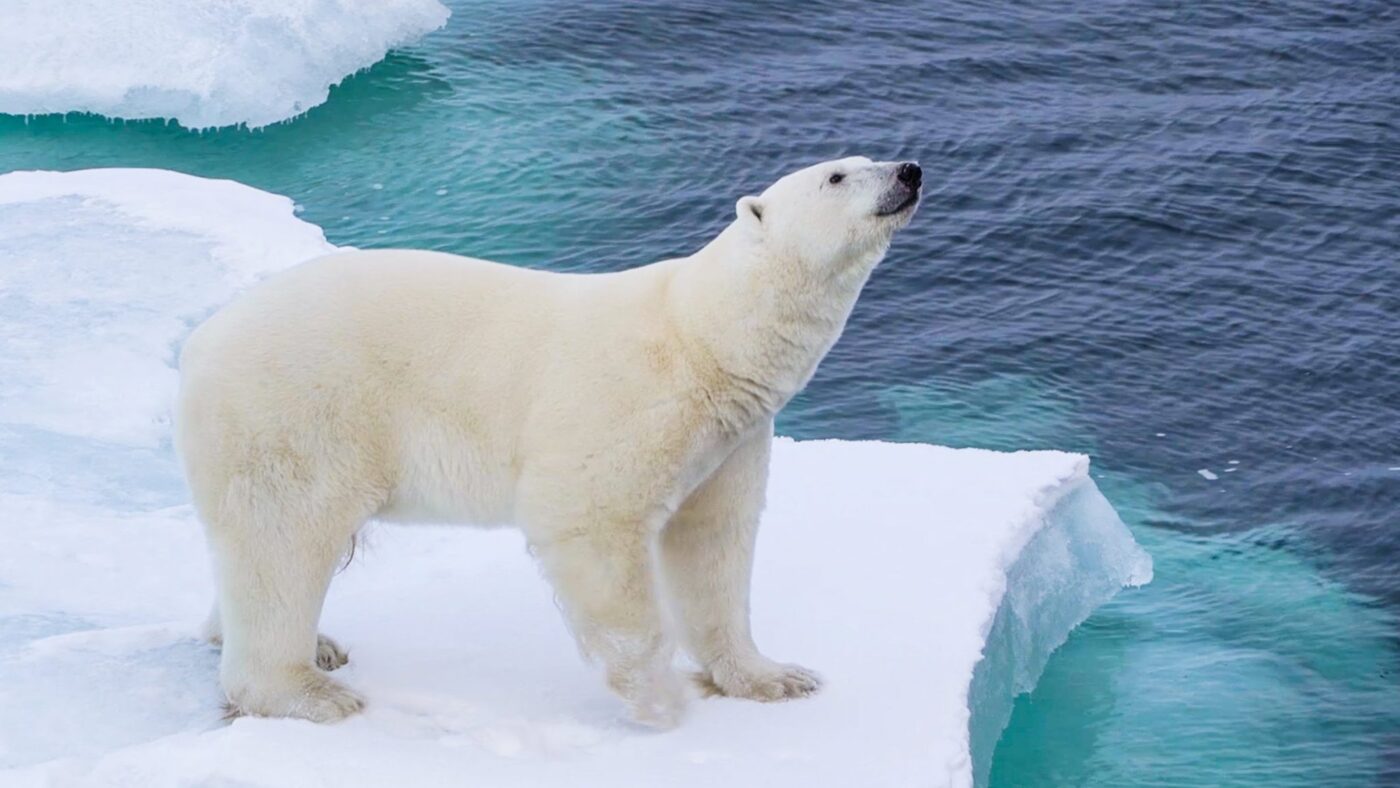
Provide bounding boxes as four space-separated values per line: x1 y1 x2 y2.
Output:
0 0 450 129
0 169 1152 787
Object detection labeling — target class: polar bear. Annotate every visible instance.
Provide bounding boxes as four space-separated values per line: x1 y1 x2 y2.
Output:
175 156 922 727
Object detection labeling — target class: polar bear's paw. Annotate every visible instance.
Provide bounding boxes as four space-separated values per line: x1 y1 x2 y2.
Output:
609 665 688 730
694 661 823 702
315 634 350 671
225 667 365 723
625 688 687 730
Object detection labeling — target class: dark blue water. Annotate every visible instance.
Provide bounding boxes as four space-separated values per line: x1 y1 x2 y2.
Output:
2 0 1398 783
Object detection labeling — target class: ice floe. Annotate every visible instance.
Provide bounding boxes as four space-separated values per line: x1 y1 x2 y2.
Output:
0 0 450 128
0 169 1152 787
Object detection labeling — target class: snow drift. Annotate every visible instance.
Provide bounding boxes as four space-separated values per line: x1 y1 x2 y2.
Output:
0 0 450 129
0 169 1151 787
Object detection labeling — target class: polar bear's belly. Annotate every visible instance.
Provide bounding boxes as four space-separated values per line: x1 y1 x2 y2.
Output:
358 400 523 529
375 418 520 526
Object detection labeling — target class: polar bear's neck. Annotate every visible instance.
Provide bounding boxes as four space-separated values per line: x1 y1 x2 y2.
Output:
668 224 884 428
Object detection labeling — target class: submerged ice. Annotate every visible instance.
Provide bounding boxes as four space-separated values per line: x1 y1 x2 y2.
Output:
0 169 1151 786
0 0 450 129
967 477 1152 786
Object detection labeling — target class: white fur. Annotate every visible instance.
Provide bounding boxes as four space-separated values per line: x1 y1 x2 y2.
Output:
175 156 920 727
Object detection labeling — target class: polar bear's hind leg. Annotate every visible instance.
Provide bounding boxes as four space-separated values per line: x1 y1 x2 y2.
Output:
202 603 350 671
207 477 370 723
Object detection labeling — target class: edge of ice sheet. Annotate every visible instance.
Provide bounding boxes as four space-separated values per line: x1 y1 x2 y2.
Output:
966 469 1153 785
0 168 336 276
0 0 450 129
770 440 1152 787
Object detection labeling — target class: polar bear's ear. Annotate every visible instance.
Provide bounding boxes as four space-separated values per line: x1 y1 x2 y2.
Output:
736 195 764 228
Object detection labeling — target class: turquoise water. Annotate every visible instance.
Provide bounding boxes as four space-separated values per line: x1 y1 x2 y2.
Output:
2 0 1398 784
898 382 1400 785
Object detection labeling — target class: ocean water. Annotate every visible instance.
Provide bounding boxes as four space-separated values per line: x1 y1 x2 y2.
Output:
2 0 1398 784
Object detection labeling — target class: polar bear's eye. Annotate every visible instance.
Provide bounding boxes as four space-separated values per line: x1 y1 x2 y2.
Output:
828 173 844 185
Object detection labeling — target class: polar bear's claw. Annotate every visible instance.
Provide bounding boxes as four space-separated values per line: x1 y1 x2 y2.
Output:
695 662 823 702
292 676 365 722
226 667 364 723
315 635 350 671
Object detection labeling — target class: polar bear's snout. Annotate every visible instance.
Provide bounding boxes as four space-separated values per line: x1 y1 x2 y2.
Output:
896 162 922 189
876 161 922 217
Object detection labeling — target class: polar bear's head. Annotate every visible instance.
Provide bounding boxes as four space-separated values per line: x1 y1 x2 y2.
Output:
734 156 922 269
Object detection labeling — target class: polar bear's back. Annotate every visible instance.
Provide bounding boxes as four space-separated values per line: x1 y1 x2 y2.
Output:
187 250 562 355
180 248 656 383
174 248 681 524
180 250 551 416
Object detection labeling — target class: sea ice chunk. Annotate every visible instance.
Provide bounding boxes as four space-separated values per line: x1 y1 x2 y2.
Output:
0 0 450 128
0 169 1152 787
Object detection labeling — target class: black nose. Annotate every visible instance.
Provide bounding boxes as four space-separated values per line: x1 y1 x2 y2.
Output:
897 162 922 188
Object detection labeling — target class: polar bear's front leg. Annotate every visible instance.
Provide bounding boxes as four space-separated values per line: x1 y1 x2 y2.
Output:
660 424 823 702
530 517 687 729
